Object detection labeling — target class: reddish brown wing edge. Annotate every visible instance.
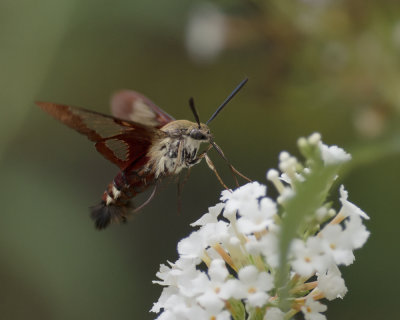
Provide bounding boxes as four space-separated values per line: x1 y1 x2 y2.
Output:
36 101 164 170
110 90 175 128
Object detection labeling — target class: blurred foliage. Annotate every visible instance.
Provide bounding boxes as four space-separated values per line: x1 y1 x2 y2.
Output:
1 0 399 319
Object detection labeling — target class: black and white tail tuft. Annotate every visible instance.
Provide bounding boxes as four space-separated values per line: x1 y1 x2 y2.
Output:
90 202 131 230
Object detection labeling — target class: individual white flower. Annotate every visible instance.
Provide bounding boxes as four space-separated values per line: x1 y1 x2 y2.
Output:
177 229 209 261
301 296 327 320
261 230 280 268
278 152 299 182
199 309 231 320
151 286 179 313
279 151 290 160
195 279 225 314
339 185 370 220
267 169 285 194
168 300 229 320
154 265 232 320
177 220 229 260
342 214 370 249
315 206 331 221
317 265 348 300
236 196 277 234
221 181 267 214
290 237 331 277
153 290 193 318
245 227 280 268
264 307 285 320
153 263 174 286
153 257 199 288
155 309 174 320
193 260 229 313
191 203 225 226
203 220 232 245
224 265 273 307
318 142 351 165
208 259 229 281
307 132 322 145
319 224 355 266
186 307 231 320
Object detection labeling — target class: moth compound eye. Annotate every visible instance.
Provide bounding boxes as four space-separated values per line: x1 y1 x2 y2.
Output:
190 129 207 140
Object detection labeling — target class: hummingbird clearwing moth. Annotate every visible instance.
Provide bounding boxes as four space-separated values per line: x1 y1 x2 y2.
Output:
37 78 250 230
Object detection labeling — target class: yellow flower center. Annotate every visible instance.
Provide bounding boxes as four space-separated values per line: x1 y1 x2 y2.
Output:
248 287 256 294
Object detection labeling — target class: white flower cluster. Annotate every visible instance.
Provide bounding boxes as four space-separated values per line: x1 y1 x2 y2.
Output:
151 133 370 320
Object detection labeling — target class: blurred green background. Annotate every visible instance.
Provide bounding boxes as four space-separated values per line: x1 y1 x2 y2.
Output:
1 0 399 319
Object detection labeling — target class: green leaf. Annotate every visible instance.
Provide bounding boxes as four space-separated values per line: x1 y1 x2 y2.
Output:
229 299 246 320
248 307 266 320
275 143 346 310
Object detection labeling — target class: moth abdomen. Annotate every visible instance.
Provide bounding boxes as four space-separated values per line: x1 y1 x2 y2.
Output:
91 170 156 229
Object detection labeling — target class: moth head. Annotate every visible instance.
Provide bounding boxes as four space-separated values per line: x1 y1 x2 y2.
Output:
189 122 211 141
161 120 211 141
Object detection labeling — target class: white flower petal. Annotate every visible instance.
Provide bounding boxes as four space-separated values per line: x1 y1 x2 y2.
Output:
339 185 370 219
291 237 331 276
247 291 269 307
343 215 370 249
301 297 327 320
221 182 266 214
191 203 225 226
264 307 285 320
208 259 229 282
196 291 224 314
317 265 348 300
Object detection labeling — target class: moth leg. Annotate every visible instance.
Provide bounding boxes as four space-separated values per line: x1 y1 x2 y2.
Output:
211 141 252 184
176 168 192 215
131 183 158 214
174 139 184 173
187 144 212 166
204 154 230 191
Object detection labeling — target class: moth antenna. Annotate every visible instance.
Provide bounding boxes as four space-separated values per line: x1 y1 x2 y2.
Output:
210 141 252 183
189 97 201 128
131 184 158 214
204 154 230 190
206 78 248 125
